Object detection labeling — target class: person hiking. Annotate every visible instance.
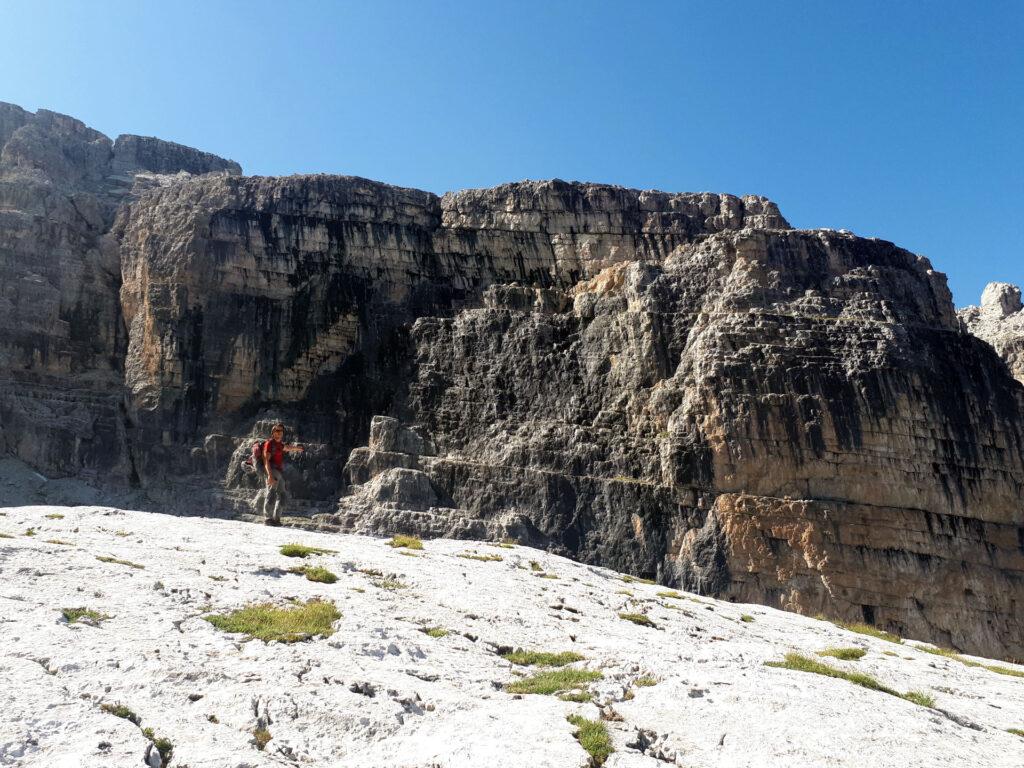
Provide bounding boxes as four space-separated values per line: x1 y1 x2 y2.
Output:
256 423 304 526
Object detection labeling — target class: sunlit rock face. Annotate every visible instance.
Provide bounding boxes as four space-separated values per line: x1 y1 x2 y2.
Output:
960 281 1024 386
0 101 238 478
1 101 1022 658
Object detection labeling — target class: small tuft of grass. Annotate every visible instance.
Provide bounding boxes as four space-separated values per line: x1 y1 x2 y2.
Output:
458 552 503 562
387 535 423 550
208 574 228 582
207 714 219 723
496 539 517 549
766 653 935 707
766 653 898 695
45 513 64 520
287 565 338 584
142 728 173 764
657 590 683 600
44 538 74 546
567 715 614 766
537 572 559 579
619 612 656 628
818 647 867 661
114 530 131 537
62 607 111 624
620 574 656 585
902 690 936 708
280 543 336 559
740 614 755 623
398 551 421 558
96 555 144 569
1007 728 1024 737
506 668 603 695
558 690 593 703
373 577 408 590
422 626 449 638
204 599 340 643
100 702 140 725
914 644 1024 679
0 533 13 539
834 620 902 644
501 650 585 667
634 675 658 687
24 528 36 537
529 560 543 572
357 567 383 577
253 726 272 750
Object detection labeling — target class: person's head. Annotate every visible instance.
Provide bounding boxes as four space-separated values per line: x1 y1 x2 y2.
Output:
270 423 285 441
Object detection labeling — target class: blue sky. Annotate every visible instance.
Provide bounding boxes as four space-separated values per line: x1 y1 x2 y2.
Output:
2 0 1020 305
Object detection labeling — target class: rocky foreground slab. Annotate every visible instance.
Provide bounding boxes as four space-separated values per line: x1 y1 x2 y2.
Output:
1 506 1022 767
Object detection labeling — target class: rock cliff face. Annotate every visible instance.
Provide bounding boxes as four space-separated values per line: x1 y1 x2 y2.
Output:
959 282 1024 385
1 102 1021 659
0 102 238 480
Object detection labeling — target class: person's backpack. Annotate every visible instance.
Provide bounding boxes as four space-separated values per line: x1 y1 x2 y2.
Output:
242 441 266 474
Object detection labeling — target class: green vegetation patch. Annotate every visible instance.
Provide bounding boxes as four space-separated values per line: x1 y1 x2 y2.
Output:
62 607 111 624
96 555 144 569
902 690 936 708
458 552 503 562
204 599 341 642
387 534 423 550
740 614 755 623
100 702 140 725
24 528 36 537
501 650 585 667
45 513 64 520
253 726 272 750
620 574 656 585
0 532 13 539
914 644 1024 679
558 690 593 703
619 612 656 628
817 647 867 661
44 538 74 546
1007 728 1024 737
287 565 338 584
766 653 934 707
566 715 614 766
506 667 603 695
373 577 408 590
657 590 683 600
634 675 658 687
279 543 336 558
833 620 902 644
422 626 449 638
142 728 173 764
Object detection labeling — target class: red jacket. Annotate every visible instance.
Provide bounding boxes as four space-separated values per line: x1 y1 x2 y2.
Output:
263 439 285 470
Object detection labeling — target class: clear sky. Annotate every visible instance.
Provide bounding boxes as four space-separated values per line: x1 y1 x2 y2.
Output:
2 0 1020 305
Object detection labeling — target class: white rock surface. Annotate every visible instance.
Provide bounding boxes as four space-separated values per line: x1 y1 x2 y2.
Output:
1 505 1023 767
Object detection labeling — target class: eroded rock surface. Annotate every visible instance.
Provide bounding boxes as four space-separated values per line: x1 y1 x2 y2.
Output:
959 282 1024 385
1 505 1023 767
1 101 1022 659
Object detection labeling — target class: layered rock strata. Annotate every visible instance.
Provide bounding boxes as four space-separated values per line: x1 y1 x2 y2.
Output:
0 102 238 479
1 102 1022 658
